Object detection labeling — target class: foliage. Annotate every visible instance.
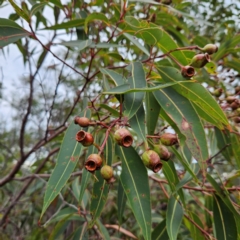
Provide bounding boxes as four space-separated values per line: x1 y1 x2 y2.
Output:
0 0 239 239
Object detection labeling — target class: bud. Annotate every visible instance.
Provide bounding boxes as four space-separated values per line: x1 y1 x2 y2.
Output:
76 130 94 146
212 88 222 98
190 53 210 68
230 100 240 110
114 128 133 147
74 116 90 127
100 165 115 183
142 150 162 173
153 144 171 161
160 133 178 146
201 44 218 55
85 154 102 173
181 66 195 79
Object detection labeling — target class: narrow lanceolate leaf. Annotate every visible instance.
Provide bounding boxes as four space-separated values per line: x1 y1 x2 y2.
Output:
153 87 208 176
117 146 151 240
102 81 190 94
61 40 93 51
146 91 160 135
231 133 240 168
89 137 113 227
41 121 83 219
157 66 229 128
78 145 95 205
124 62 147 119
44 19 85 30
213 195 238 240
30 3 47 17
213 35 240 61
117 27 150 56
162 161 185 204
117 181 127 225
171 146 199 184
8 0 30 22
184 211 205 240
166 195 184 240
89 171 108 228
96 220 111 240
0 18 30 48
214 128 233 162
155 25 188 65
129 104 146 143
206 174 239 218
151 219 169 240
84 12 109 33
100 68 126 86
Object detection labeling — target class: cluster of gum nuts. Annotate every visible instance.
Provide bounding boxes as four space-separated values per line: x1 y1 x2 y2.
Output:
180 44 218 78
74 116 178 183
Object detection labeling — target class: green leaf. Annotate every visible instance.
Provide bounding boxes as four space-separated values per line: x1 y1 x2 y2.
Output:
41 120 83 219
206 174 239 218
72 224 88 240
102 81 191 94
205 195 213 228
89 137 113 227
125 17 162 45
175 163 200 191
84 12 109 33
171 146 200 184
153 87 208 176
44 19 85 30
78 144 96 205
96 220 111 240
60 40 93 51
129 104 146 143
231 133 240 168
99 104 119 117
145 91 161 135
117 146 151 240
49 214 72 240
124 62 147 119
47 207 84 224
151 219 169 240
89 172 108 228
157 66 229 128
214 128 233 162
162 161 185 203
90 43 120 48
184 211 205 240
100 68 126 86
30 2 46 17
213 35 240 61
166 195 184 240
41 109 90 220
8 0 30 22
118 27 150 56
193 102 223 129
117 181 127 225
155 25 188 65
0 18 30 48
213 195 238 240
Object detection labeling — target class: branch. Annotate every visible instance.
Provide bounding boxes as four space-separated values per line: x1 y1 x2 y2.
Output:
149 175 240 193
0 126 66 187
